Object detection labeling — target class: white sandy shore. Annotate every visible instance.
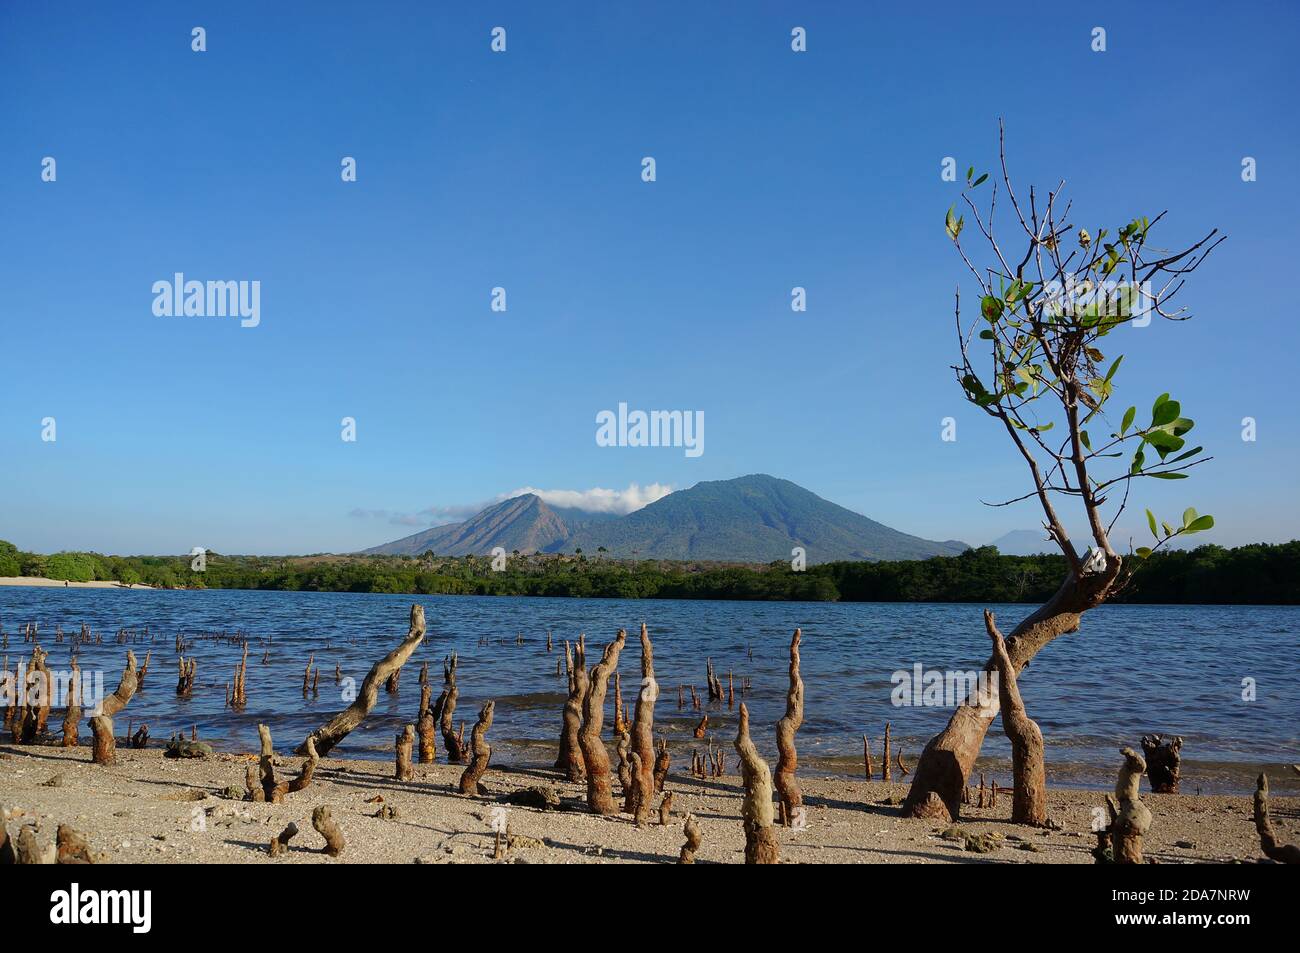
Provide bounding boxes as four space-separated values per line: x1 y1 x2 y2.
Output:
0 577 153 590
2 744 1294 864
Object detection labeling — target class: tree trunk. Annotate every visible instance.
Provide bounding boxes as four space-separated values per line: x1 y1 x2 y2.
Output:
774 629 804 827
985 610 1048 825
902 565 1120 820
299 605 425 757
578 630 625 814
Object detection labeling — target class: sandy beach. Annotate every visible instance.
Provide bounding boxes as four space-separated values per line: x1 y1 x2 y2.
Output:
2 743 1293 864
0 577 153 590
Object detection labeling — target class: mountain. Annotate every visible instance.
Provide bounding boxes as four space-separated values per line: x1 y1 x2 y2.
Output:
987 529 1061 556
565 475 967 563
363 475 968 564
362 494 569 557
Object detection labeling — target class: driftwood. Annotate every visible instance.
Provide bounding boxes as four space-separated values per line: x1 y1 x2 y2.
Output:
299 605 426 756
1253 773 1300 863
1111 747 1152 864
458 701 494 795
439 653 467 764
881 722 892 782
269 822 299 858
1140 734 1182 793
90 650 138 765
578 629 626 815
774 628 804 827
628 622 659 826
659 791 674 825
312 806 345 857
863 735 873 779
555 637 587 781
396 724 415 781
734 703 778 864
896 747 909 777
986 610 1047 825
693 714 708 739
678 813 702 864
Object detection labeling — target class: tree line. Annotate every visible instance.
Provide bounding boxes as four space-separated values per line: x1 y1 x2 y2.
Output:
2 538 1296 604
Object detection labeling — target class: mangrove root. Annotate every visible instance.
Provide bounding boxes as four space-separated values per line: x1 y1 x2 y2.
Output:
734 702 779 864
312 806 345 857
458 701 495 795
774 628 804 827
678 813 702 864
986 609 1048 825
299 604 426 757
578 629 626 815
1253 773 1300 863
90 650 138 765
1140 734 1183 794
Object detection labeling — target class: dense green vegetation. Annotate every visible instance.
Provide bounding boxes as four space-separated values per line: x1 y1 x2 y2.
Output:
2 539 1296 604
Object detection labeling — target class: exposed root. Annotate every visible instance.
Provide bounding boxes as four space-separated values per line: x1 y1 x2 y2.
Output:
299 605 426 757
774 628 803 827
734 703 779 864
458 701 495 795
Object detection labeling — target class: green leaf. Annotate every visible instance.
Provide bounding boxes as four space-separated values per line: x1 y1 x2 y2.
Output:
1146 509 1158 539
1149 472 1188 480
1182 507 1197 528
979 329 994 340
1152 399 1181 428
972 172 988 187
981 295 1004 322
1185 514 1214 533
1170 417 1195 437
1080 430 1092 450
1135 547 1152 559
1104 355 1124 382
1120 406 1136 435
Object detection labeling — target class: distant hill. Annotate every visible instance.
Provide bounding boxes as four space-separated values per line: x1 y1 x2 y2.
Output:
362 494 569 557
987 529 1061 556
363 474 968 564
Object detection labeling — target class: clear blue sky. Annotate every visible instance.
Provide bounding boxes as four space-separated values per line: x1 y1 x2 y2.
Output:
2 1 1297 555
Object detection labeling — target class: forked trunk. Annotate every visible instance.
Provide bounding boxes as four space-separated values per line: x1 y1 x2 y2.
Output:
902 565 1120 820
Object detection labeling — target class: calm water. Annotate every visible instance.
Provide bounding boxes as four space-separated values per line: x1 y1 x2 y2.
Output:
2 587 1297 794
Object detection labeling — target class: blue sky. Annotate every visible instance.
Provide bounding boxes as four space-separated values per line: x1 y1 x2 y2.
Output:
1 1 1297 555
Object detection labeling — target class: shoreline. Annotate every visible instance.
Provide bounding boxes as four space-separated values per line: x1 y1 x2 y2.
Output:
1 744 1293 864
0 576 153 590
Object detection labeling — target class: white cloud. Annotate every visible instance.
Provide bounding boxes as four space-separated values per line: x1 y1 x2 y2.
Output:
503 483 673 515
352 482 673 529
